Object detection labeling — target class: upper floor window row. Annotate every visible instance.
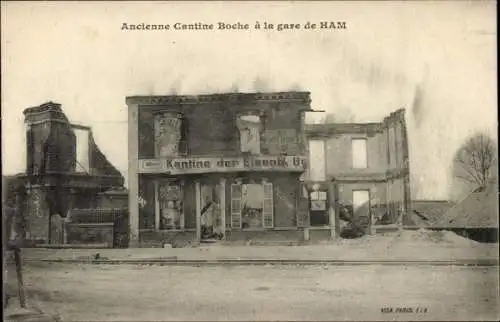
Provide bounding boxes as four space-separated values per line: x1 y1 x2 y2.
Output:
151 110 305 157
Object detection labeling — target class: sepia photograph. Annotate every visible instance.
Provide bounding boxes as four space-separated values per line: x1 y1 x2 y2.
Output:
2 1 498 321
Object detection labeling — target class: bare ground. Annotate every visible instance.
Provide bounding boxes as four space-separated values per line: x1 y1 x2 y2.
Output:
5 262 499 321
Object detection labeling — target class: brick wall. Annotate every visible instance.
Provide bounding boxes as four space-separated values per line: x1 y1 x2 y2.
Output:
24 102 124 184
186 103 240 155
25 187 50 242
25 104 75 176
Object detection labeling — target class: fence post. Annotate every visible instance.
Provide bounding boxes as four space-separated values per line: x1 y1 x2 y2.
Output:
13 247 26 308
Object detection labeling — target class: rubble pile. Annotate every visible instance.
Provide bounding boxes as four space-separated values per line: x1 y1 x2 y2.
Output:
396 228 479 246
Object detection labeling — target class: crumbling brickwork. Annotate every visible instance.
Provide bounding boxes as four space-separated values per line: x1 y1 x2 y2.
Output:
24 102 123 182
17 102 126 244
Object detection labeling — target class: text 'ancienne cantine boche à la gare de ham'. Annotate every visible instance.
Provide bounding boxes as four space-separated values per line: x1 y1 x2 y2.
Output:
121 21 347 31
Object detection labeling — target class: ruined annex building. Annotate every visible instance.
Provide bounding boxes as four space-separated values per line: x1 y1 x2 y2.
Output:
5 102 125 244
304 109 411 235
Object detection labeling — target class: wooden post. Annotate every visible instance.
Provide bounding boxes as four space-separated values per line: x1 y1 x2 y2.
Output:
333 181 340 237
367 200 374 235
63 220 68 244
328 181 336 239
154 180 160 231
329 209 335 239
220 177 226 240
195 180 201 242
13 247 26 308
180 179 185 230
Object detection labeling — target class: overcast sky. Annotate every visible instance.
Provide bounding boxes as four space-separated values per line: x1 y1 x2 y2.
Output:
1 1 497 200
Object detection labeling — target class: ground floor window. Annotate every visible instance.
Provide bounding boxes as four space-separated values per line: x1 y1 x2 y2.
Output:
156 180 183 230
231 181 274 229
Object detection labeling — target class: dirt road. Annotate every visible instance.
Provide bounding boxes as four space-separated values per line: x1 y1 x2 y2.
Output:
6 262 499 321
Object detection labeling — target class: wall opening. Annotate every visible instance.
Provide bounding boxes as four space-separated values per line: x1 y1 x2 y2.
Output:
231 180 274 229
352 138 368 169
309 140 326 181
154 113 183 157
74 128 90 173
309 190 328 226
352 190 371 228
200 183 222 238
237 114 262 155
352 190 370 212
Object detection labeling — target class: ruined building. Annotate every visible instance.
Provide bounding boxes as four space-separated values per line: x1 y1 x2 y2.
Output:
6 102 125 244
303 109 411 235
126 91 413 245
6 98 412 247
126 92 311 246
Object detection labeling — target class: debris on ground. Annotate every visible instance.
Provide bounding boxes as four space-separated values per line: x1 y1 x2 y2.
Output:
396 229 480 246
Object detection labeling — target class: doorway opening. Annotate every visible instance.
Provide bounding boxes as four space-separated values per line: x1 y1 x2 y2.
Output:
309 190 329 226
200 183 223 240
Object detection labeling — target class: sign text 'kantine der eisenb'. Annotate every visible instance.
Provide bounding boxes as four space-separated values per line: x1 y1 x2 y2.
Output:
138 156 307 174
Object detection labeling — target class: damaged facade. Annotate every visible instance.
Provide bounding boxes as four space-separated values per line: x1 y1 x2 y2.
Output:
7 102 125 244
127 92 311 245
303 109 412 235
7 98 413 247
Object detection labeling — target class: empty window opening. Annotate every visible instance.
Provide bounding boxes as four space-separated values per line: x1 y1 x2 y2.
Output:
309 140 326 181
352 139 368 169
74 128 90 173
237 114 262 155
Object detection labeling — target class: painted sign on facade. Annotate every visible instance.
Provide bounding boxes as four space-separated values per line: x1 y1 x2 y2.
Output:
138 155 308 174
154 113 182 157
